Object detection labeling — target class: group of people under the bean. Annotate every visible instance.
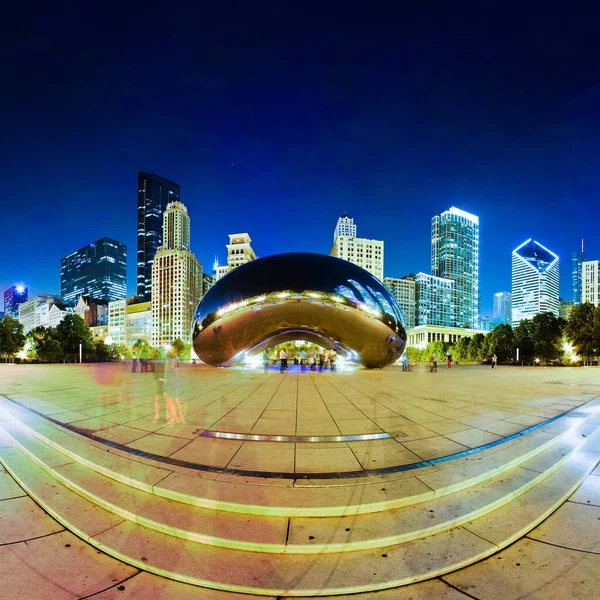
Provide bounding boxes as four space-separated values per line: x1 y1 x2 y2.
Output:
263 348 337 373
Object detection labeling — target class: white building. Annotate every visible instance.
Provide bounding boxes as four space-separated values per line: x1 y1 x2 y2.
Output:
108 299 152 347
18 294 62 334
330 215 384 281
214 234 257 281
431 207 479 329
407 324 483 350
47 303 68 328
582 260 600 306
333 213 357 242
152 202 202 346
415 272 455 327
511 239 559 327
383 277 416 330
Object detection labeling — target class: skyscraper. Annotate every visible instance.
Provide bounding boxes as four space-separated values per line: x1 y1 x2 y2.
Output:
431 206 479 328
493 292 512 325
3 285 28 319
213 234 257 281
415 272 455 327
582 261 600 306
61 238 127 304
572 241 586 305
137 171 181 301
383 277 416 329
151 201 202 346
333 213 357 242
511 239 559 327
330 215 384 280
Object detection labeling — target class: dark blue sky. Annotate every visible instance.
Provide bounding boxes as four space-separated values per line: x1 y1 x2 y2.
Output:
2 2 598 316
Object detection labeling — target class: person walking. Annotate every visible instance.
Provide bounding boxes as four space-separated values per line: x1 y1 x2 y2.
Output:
318 352 325 371
447 353 452 369
263 350 270 374
492 354 497 369
401 352 408 372
281 349 288 372
300 349 307 371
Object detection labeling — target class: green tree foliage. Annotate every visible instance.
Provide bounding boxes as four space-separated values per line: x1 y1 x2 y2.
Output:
37 339 64 363
171 338 186 357
93 340 111 361
0 315 25 358
529 312 565 364
486 324 515 363
452 337 471 361
467 333 486 361
54 314 93 356
112 343 132 359
565 303 596 361
514 320 535 364
405 346 422 364
132 338 151 358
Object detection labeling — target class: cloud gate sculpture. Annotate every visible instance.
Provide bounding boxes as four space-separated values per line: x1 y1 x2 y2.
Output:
192 253 406 368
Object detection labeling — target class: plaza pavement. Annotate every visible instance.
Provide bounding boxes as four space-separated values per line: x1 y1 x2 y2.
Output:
0 363 595 476
0 363 599 598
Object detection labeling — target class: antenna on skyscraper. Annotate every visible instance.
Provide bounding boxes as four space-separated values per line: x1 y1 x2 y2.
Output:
582 238 584 253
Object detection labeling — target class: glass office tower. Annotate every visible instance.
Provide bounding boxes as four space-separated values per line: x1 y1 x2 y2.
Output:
511 239 559 327
3 285 28 319
431 207 479 328
493 292 512 325
572 244 586 305
137 171 181 301
61 237 127 304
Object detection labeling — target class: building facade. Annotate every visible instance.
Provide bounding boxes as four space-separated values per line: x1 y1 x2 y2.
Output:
151 202 202 346
559 299 574 320
493 291 512 326
74 295 108 327
407 324 482 350
137 171 181 301
108 299 153 347
4 285 28 319
18 294 62 334
61 237 127 304
511 239 560 327
202 272 214 297
333 213 357 242
214 234 257 281
431 207 479 328
582 260 600 306
383 276 416 330
331 238 384 281
572 244 586 305
415 272 455 327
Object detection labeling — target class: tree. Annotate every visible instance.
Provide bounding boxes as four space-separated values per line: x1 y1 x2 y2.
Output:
54 314 93 356
171 338 185 357
514 320 535 364
529 312 565 364
565 303 596 363
0 315 25 359
453 337 471 361
405 346 422 364
133 338 151 358
112 343 132 360
467 333 486 361
94 340 111 361
486 324 515 363
37 339 64 363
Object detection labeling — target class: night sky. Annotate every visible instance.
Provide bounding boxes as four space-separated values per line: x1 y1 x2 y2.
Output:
2 2 598 316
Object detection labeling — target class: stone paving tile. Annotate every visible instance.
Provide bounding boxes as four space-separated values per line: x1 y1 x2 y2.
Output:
348 439 421 469
0 470 26 499
424 420 472 435
404 436 469 461
127 432 193 457
391 423 438 442
528 501 600 553
295 446 363 473
227 441 295 472
569 473 600 506
169 437 243 467
0 496 65 543
445 428 503 448
336 419 383 435
444 537 600 599
0 530 138 600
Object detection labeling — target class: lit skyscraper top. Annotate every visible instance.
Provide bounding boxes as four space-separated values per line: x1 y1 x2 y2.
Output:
61 237 127 304
3 285 28 320
511 238 559 327
333 213 357 242
431 206 479 328
137 171 180 301
572 240 586 305
162 201 190 251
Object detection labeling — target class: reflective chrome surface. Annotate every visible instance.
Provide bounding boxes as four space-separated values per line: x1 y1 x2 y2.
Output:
193 253 406 368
